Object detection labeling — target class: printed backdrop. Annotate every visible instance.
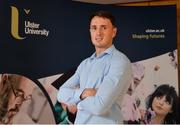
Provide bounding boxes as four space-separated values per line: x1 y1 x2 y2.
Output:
0 0 178 124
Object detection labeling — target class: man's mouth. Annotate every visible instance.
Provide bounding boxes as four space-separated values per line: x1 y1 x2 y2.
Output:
95 37 103 41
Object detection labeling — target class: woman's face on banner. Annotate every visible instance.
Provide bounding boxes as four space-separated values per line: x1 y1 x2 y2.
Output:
152 95 172 116
8 77 34 115
90 16 117 49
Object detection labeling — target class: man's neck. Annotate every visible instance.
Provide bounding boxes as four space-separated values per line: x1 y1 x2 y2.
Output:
95 48 106 57
95 45 112 57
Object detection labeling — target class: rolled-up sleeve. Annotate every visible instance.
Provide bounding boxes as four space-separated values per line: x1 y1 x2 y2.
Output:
57 64 83 105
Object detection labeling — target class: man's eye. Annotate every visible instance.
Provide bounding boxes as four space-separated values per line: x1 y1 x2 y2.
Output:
91 27 96 31
102 26 107 30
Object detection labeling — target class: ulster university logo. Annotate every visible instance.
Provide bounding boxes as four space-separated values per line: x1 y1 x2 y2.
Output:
11 6 26 40
11 6 50 40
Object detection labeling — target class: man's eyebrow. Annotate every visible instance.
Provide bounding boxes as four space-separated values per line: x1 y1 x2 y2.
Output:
90 25 96 27
91 24 107 27
100 25 107 27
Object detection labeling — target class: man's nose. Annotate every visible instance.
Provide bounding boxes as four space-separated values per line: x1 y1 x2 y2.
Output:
97 27 103 35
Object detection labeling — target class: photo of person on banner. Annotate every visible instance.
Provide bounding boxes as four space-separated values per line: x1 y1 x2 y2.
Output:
140 84 179 124
0 74 55 124
57 10 132 124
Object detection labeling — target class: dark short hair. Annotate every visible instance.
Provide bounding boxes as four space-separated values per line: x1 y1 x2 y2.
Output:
147 84 179 124
89 10 116 27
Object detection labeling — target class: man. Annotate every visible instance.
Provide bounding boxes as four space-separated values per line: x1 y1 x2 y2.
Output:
57 10 132 124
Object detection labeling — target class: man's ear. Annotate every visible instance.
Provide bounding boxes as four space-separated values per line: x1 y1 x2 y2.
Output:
112 27 117 38
2 74 8 85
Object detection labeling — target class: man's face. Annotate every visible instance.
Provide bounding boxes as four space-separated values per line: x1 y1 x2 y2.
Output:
90 16 117 49
8 77 34 112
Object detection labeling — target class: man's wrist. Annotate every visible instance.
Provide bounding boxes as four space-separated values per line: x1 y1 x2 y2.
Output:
74 88 84 102
80 90 84 100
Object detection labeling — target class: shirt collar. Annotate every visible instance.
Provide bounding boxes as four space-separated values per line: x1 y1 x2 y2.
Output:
90 44 115 59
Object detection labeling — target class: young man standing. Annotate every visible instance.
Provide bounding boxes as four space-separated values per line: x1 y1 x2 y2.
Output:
57 10 132 124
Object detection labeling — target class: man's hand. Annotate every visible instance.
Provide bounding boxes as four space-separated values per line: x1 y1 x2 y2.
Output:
67 105 77 114
80 88 97 100
61 102 68 110
61 103 77 114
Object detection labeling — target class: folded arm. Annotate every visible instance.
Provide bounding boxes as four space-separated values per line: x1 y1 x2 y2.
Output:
57 65 83 106
77 58 132 115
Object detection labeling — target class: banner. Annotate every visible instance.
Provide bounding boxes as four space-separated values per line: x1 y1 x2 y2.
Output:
0 0 178 124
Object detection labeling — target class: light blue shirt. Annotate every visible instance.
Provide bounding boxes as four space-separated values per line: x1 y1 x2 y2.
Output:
57 45 132 124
